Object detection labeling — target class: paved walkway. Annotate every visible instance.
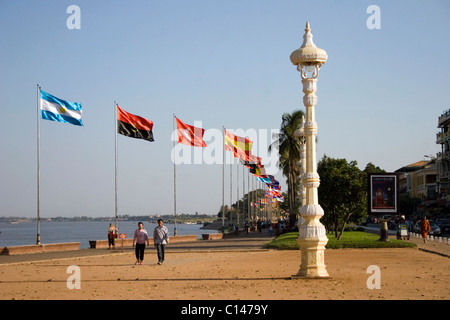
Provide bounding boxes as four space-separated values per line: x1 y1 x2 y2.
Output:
0 231 274 265
361 225 450 258
1 229 449 265
403 233 450 258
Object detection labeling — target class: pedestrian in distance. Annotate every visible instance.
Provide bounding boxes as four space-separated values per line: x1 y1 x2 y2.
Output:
153 219 170 265
133 222 149 265
108 223 118 250
420 216 431 243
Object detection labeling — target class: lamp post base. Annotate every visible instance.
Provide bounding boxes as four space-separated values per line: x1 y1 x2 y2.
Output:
292 236 330 279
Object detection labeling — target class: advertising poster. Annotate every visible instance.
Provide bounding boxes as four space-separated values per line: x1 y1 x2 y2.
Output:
368 174 398 214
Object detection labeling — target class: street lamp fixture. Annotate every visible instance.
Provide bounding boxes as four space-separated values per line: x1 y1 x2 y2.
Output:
290 22 330 278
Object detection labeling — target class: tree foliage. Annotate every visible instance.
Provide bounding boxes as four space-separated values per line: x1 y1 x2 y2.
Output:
269 109 305 226
318 155 368 239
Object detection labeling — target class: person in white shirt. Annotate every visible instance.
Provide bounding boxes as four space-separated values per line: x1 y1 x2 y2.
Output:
153 219 169 265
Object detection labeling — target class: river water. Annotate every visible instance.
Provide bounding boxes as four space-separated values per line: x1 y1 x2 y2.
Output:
0 220 218 249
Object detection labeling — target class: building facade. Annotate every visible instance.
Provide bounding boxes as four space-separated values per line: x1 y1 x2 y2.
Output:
396 160 438 215
437 108 450 202
392 109 450 216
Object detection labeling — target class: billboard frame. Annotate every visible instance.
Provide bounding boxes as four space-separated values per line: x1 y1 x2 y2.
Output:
367 173 399 215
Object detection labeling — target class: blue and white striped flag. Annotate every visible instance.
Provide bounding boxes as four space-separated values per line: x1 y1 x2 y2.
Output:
40 90 83 126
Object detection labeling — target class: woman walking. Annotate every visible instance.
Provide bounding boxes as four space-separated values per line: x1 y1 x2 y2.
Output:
133 222 149 265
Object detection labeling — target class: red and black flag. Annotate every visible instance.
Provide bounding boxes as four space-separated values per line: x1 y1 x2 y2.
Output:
117 106 154 142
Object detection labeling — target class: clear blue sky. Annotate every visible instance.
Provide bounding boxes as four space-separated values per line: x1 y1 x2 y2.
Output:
1 0 449 218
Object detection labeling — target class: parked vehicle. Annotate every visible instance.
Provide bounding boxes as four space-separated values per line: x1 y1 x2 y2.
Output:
437 219 450 235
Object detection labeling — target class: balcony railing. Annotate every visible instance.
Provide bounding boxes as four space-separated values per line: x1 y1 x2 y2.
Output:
438 108 450 126
436 131 450 144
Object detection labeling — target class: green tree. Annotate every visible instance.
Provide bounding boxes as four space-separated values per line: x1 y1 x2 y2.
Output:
363 162 385 174
318 155 367 239
269 109 305 227
217 205 230 220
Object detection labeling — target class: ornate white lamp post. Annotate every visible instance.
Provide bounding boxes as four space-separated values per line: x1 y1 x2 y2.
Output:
290 22 330 278
294 116 306 207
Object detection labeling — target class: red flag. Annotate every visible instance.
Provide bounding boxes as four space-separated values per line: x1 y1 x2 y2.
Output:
176 117 207 147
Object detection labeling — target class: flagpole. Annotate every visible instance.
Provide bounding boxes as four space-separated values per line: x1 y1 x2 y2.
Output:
230 155 232 227
173 114 177 236
242 166 245 225
114 101 118 231
222 126 225 230
247 168 250 222
236 160 239 228
252 174 256 220
36 84 41 245
243 164 245 226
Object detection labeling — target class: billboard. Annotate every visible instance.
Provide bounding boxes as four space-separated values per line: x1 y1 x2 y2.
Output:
368 173 398 215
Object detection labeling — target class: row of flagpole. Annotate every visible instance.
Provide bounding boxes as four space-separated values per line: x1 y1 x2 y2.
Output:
35 85 281 244
221 139 278 231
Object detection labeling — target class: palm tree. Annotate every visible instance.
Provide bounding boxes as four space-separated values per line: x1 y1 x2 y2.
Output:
269 109 305 227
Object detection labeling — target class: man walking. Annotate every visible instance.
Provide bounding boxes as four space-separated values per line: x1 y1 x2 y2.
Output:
153 219 170 264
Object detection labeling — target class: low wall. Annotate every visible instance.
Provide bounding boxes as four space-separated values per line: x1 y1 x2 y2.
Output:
42 242 80 252
202 233 223 240
202 231 241 240
89 235 198 249
0 242 80 256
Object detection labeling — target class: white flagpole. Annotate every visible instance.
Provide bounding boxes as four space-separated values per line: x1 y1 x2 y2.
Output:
36 84 41 245
243 164 245 224
247 167 250 222
173 114 177 236
222 126 225 229
230 154 232 226
252 173 255 220
236 159 239 227
242 164 245 225
114 102 118 231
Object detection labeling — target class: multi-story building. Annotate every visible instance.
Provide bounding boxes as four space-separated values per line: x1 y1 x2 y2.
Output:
396 161 428 197
436 108 450 202
395 160 438 215
412 161 437 201
390 109 450 215
396 161 437 198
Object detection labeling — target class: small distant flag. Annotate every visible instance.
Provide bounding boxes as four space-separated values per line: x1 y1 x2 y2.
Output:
40 90 83 126
117 106 154 142
256 176 271 183
176 117 207 147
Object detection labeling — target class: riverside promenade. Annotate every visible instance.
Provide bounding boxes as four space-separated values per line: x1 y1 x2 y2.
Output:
0 231 273 265
0 230 449 301
1 229 449 265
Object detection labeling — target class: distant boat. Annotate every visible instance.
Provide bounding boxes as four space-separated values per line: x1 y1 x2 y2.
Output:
8 219 31 224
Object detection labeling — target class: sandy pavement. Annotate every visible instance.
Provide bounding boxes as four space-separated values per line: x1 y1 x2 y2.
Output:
0 241 449 301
